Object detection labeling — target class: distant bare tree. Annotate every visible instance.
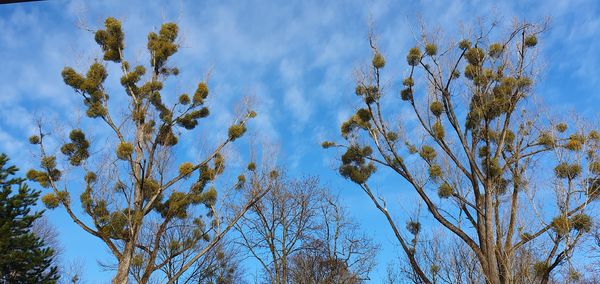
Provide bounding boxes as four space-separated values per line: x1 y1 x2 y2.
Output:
289 195 378 283
234 170 321 284
234 167 377 284
32 216 62 266
60 258 85 284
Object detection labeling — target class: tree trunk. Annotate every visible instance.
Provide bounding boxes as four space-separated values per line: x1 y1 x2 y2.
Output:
281 255 288 284
484 194 501 284
140 272 151 284
113 239 136 284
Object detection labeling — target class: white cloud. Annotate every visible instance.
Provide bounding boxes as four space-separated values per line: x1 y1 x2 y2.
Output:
284 87 312 128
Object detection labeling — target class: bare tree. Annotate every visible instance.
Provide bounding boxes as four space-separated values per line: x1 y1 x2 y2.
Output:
234 170 321 284
60 258 85 284
235 167 378 284
32 216 63 263
130 214 246 283
289 195 378 283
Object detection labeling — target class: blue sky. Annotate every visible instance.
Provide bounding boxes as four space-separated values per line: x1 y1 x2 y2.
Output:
1 0 600 282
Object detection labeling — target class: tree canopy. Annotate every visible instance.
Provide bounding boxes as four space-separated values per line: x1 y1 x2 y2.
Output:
0 153 59 283
26 17 261 283
325 21 598 283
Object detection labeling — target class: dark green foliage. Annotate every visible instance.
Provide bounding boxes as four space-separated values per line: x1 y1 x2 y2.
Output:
147 23 179 73
193 82 209 105
400 88 413 101
0 154 59 283
61 63 109 118
321 141 335 148
524 35 537 47
425 43 437 56
458 39 471 50
432 121 444 139
538 132 555 148
372 52 385 69
550 216 571 236
177 107 210 130
41 193 59 209
356 108 371 123
488 43 503 58
419 145 436 162
571 213 592 232
565 134 585 151
429 101 443 117
156 125 178 146
28 135 41 145
340 110 372 139
339 145 376 184
179 94 190 105
465 47 485 66
116 142 134 160
556 123 567 133
534 262 548 277
95 17 124 62
438 182 453 198
406 221 421 235
402 77 414 87
406 47 421 66
228 124 246 141
61 129 90 166
179 162 194 176
428 164 442 180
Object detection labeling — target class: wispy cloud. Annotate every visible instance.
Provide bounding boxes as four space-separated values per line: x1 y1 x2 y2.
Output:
2 0 600 281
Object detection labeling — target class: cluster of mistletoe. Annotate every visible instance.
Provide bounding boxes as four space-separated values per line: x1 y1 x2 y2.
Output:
323 22 598 283
26 17 255 283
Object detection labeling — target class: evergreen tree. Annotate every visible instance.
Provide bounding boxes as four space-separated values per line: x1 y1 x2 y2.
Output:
0 153 59 283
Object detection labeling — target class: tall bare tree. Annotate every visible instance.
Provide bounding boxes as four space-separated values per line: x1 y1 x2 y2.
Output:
26 17 265 283
235 167 377 283
289 195 378 283
234 170 320 284
324 20 598 283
